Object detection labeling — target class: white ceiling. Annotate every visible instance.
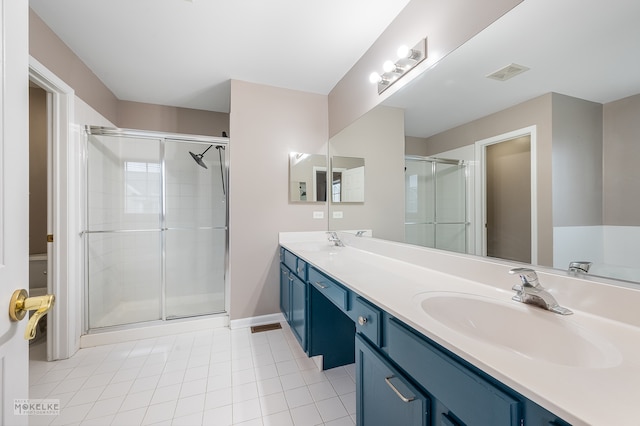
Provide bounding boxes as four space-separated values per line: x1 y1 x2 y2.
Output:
383 0 640 138
29 0 411 113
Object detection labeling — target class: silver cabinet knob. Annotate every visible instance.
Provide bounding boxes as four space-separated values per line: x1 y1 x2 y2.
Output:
358 316 368 326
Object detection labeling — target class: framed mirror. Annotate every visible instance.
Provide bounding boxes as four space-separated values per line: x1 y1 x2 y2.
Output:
329 0 640 285
289 153 327 203
330 156 365 203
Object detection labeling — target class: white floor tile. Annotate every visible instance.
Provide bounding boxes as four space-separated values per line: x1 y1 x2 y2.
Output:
202 405 232 425
263 410 294 426
232 398 262 423
119 389 155 412
141 400 177 425
257 377 283 396
204 387 232 410
316 396 349 423
284 387 314 409
174 393 205 418
259 391 289 416
112 407 147 426
289 403 323 426
29 325 358 426
84 395 124 420
308 380 338 402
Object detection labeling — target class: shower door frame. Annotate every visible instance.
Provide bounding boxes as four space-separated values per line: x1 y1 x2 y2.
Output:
83 126 230 333
404 155 472 253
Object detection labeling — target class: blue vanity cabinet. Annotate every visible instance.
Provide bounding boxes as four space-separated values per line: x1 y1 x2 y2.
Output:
387 317 522 426
279 248 308 351
356 334 429 426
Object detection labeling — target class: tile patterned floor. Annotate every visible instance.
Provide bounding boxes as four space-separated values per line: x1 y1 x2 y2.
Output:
29 323 356 426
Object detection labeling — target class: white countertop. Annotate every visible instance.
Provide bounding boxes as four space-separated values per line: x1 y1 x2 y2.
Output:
279 231 640 426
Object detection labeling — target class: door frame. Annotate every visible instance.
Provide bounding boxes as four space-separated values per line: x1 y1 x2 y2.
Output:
474 125 538 265
29 57 79 360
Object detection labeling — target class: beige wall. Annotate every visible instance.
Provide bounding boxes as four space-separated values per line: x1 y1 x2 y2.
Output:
29 87 48 255
117 101 229 136
603 93 640 226
329 106 406 241
552 95 603 227
228 80 328 320
328 0 522 138
423 94 554 266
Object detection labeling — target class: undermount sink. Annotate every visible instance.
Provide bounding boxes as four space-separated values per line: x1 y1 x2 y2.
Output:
415 292 621 369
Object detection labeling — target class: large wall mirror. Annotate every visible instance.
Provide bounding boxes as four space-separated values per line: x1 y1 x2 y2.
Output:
329 0 640 285
289 153 328 203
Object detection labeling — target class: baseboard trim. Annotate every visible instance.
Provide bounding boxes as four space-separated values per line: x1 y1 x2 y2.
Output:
229 313 286 330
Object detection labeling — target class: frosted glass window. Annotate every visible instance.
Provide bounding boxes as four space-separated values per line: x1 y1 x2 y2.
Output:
125 161 161 214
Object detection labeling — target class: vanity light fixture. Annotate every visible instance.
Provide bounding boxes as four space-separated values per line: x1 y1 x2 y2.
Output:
369 38 427 94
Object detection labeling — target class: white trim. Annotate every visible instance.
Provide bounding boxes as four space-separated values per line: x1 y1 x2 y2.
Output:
29 56 78 361
474 125 538 264
229 313 286 330
79 315 229 348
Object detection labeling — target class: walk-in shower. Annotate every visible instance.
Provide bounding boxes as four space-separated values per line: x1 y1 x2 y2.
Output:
84 126 229 331
405 156 469 253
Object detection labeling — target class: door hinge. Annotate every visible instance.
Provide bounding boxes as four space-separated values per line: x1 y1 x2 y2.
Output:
47 234 54 243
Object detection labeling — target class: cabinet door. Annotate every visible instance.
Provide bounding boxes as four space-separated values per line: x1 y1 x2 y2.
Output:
280 264 291 322
290 274 307 350
356 334 429 426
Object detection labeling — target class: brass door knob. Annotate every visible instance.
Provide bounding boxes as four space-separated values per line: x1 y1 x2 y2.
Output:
9 289 55 340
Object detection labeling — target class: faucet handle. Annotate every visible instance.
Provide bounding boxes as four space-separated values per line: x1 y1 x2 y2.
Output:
509 267 539 287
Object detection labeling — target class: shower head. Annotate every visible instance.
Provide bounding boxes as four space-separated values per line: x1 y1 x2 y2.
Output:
189 151 208 169
189 144 214 169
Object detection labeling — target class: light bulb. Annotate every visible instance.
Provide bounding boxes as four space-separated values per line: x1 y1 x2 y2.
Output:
383 60 396 73
369 72 382 84
397 45 411 59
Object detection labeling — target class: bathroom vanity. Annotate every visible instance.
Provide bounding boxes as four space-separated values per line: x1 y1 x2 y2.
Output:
279 231 640 426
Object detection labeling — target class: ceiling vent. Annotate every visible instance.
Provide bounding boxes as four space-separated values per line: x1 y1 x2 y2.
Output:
486 63 530 81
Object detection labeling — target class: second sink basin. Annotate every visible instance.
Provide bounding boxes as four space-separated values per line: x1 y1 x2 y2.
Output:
414 292 621 369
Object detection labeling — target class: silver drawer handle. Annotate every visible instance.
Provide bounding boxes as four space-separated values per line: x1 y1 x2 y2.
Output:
315 282 328 289
384 376 415 403
358 316 368 326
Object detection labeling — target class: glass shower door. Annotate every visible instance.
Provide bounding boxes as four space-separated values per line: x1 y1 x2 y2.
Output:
405 158 435 247
164 140 227 318
86 134 163 329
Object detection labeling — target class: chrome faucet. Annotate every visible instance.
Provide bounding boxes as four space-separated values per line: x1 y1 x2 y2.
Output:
568 261 592 275
326 231 344 247
355 230 366 237
509 267 572 315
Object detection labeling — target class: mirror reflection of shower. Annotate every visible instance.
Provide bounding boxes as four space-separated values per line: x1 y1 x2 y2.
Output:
189 144 227 196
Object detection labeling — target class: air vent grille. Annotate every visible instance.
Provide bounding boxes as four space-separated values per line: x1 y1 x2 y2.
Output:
486 63 530 81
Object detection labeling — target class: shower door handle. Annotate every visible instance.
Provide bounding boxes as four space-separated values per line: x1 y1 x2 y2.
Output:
9 289 55 340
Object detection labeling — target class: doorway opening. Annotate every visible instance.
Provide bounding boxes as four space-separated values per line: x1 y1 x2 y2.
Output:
28 82 51 356
475 126 537 264
29 57 79 362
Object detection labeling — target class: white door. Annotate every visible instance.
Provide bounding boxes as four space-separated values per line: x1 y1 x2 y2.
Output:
0 1 30 424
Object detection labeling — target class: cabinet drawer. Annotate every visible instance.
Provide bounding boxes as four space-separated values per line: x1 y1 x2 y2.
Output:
387 318 521 426
354 297 382 346
296 258 307 281
308 267 348 311
283 249 298 273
